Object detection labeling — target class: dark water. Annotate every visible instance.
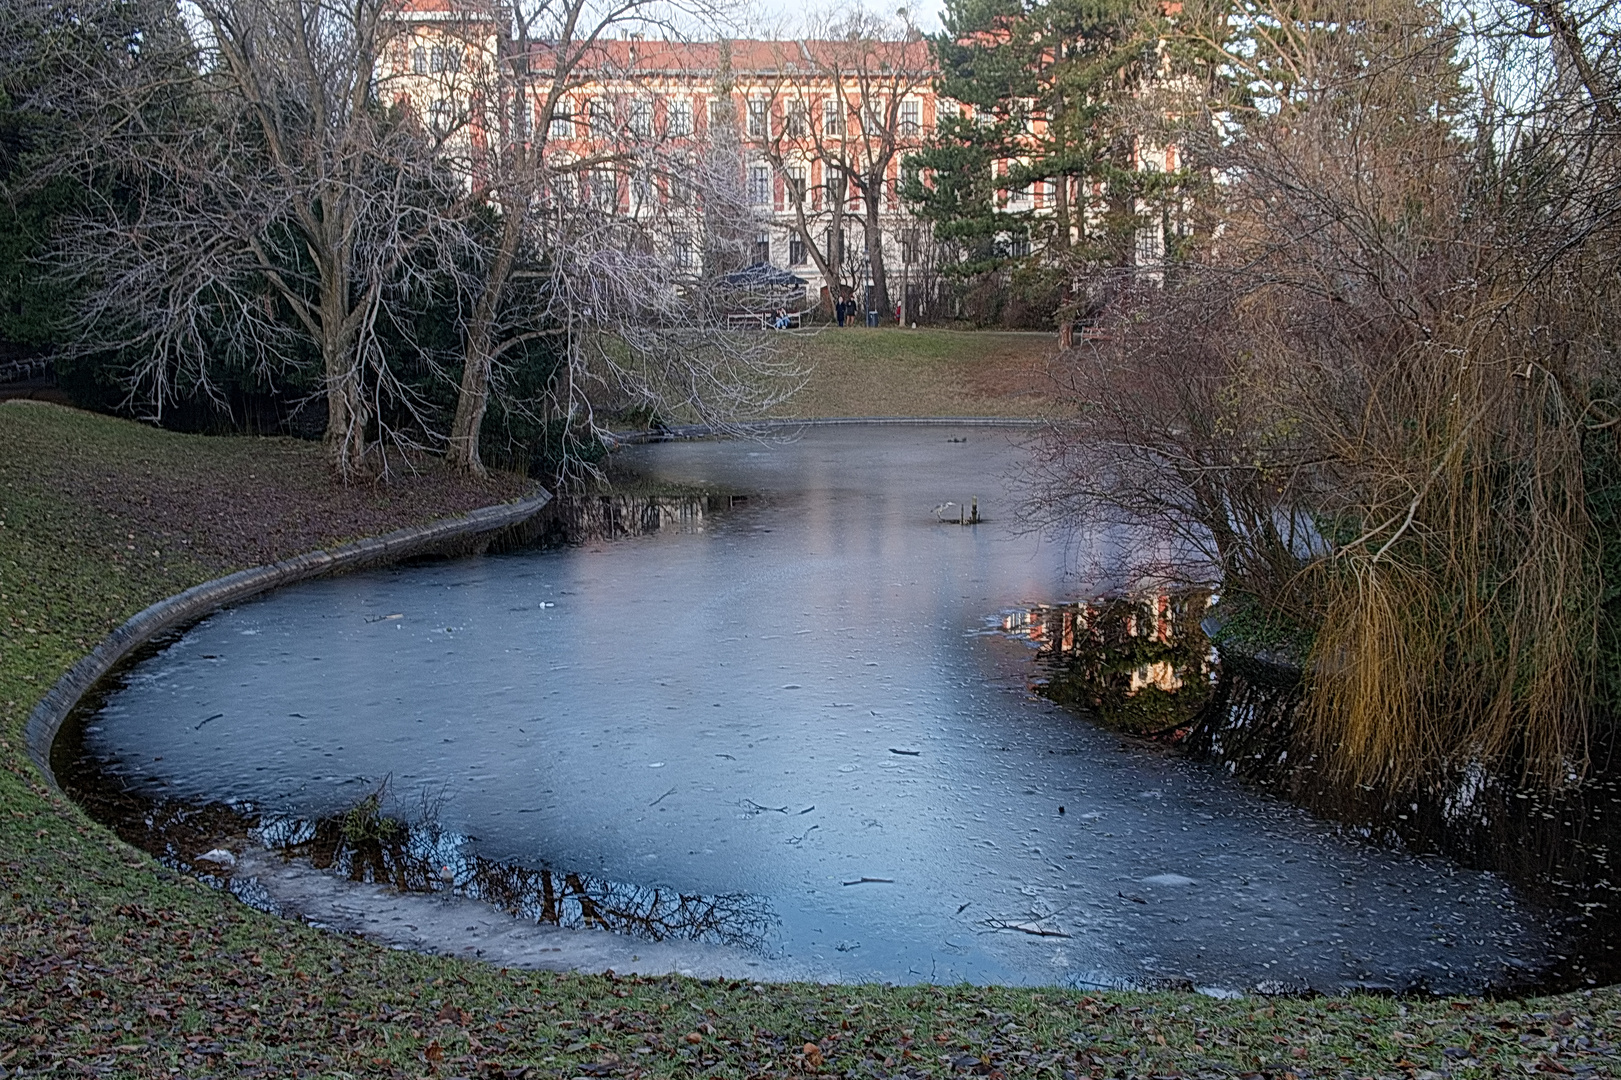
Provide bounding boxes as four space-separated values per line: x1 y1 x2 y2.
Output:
77 425 1563 992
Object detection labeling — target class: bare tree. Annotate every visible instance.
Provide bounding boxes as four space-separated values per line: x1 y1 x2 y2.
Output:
404 0 803 476
1033 0 1621 797
520 143 803 484
57 0 464 476
45 0 797 479
750 10 931 317
414 0 693 473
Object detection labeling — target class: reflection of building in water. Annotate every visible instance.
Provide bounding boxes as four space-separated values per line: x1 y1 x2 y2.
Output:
1005 591 1213 736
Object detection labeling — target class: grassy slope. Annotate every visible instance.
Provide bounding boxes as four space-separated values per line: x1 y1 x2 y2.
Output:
2 400 1619 1077
771 328 1065 419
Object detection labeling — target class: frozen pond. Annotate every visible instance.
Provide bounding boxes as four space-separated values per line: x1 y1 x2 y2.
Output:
78 424 1558 992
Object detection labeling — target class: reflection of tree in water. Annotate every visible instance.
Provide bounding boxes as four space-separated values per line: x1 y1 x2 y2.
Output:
1006 590 1214 737
255 804 776 952
468 861 773 949
529 491 745 548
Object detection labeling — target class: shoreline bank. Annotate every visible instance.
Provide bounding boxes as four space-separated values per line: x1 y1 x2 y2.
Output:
4 401 1620 1077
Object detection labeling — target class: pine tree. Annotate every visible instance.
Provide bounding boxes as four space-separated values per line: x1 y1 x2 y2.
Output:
905 0 1186 333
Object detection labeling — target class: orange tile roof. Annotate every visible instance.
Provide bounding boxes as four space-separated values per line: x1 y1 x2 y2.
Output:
527 37 935 78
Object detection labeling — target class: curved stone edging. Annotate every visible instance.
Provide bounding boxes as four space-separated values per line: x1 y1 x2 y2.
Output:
25 491 553 790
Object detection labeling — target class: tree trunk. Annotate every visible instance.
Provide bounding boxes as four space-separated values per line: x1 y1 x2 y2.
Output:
318 259 367 477
447 334 493 475
829 188 848 312
1055 174 1075 348
784 181 842 317
449 211 524 475
864 194 890 319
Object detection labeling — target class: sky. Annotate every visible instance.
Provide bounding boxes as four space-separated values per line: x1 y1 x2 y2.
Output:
731 0 944 36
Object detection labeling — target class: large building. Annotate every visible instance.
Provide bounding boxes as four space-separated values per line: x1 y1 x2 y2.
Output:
536 36 939 321
382 1 944 319
383 0 1185 325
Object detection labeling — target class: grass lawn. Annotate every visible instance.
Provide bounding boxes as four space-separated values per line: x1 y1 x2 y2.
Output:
772 328 1065 419
2 400 1618 1077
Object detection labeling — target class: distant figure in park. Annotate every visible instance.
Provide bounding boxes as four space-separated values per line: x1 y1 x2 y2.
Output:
773 308 791 330
835 297 848 327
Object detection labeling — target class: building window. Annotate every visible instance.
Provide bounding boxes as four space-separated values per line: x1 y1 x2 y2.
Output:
789 234 806 265
1136 223 1163 267
428 98 452 131
899 99 920 135
666 99 693 137
588 98 613 137
786 164 806 201
748 164 772 206
412 47 428 74
747 99 769 138
630 99 653 139
825 227 846 263
1007 233 1031 259
667 152 699 204
429 46 461 73
590 167 617 210
754 232 770 263
901 228 919 265
549 106 573 140
673 232 692 268
825 165 845 206
550 171 576 205
822 98 844 136
632 169 654 208
935 98 958 124
784 100 807 137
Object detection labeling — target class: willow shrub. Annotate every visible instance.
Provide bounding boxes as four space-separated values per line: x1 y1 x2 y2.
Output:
1036 0 1621 799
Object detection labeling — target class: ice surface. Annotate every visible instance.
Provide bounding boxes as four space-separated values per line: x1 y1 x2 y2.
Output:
87 425 1556 991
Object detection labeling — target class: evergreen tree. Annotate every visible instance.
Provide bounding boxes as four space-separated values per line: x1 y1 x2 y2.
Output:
0 82 75 362
905 0 1189 331
0 0 193 369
